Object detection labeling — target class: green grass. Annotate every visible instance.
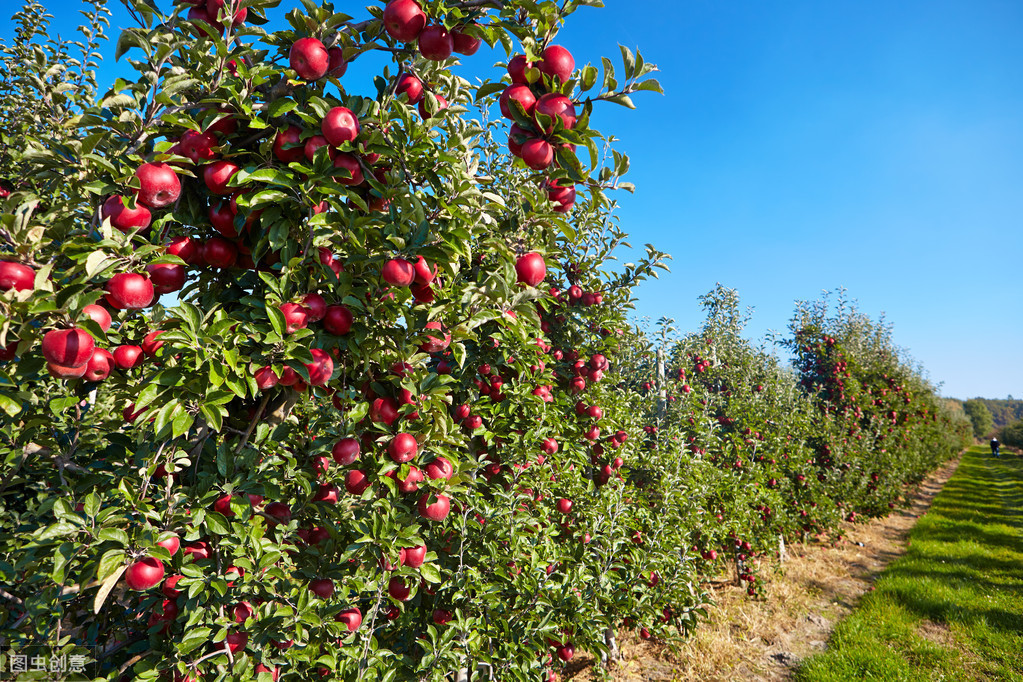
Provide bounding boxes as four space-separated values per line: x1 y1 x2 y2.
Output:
794 446 1023 682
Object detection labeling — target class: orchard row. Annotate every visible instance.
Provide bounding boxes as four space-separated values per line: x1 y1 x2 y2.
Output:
0 1 967 681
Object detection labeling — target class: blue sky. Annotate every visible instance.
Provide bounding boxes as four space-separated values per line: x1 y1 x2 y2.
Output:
6 0 1021 399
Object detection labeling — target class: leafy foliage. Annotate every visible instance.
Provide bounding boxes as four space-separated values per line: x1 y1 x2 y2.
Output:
0 2 967 681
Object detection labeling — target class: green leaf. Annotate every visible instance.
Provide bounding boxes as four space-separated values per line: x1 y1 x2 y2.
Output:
96 549 126 582
176 302 203 335
266 304 285 337
85 250 114 278
474 81 506 102
620 45 636 81
605 93 635 109
0 394 22 417
244 168 291 186
172 409 195 439
35 521 79 542
83 492 100 518
49 396 79 414
97 528 130 546
269 99 298 118
205 511 231 536
199 403 224 433
420 562 442 583
93 565 126 614
633 79 664 94
179 627 212 655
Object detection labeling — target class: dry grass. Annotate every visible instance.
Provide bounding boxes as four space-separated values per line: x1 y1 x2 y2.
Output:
564 456 962 682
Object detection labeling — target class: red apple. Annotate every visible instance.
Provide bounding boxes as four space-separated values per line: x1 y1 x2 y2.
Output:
317 247 344 277
102 195 152 233
202 236 237 268
345 469 371 495
538 45 575 85
418 94 448 119
336 607 362 632
424 456 453 480
42 328 94 367
388 432 418 463
546 180 576 212
209 200 238 237
137 331 162 358
225 631 247 654
403 544 427 568
412 255 435 284
327 47 347 77
279 302 310 334
332 153 364 185
135 162 181 208
418 25 453 61
419 321 450 353
162 575 183 599
305 348 334 386
520 138 553 170
125 557 165 590
395 72 424 104
383 0 426 42
381 258 415 287
105 272 154 309
321 107 360 146
256 503 288 527
273 125 305 163
452 26 481 55
167 236 201 265
84 348 115 381
370 396 399 425
507 123 529 157
182 540 211 561
387 465 424 493
301 293 326 321
304 134 336 162
331 437 360 465
556 498 572 514
156 533 180 556
417 493 450 521
146 263 186 294
323 305 353 335
515 252 546 287
508 54 533 84
0 261 34 292
500 84 536 119
535 93 577 131
47 362 88 379
313 483 339 504
290 37 329 80
203 160 239 195
254 366 279 391
175 130 217 163
387 576 411 601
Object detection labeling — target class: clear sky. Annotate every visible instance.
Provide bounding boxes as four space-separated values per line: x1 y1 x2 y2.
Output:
6 0 1021 399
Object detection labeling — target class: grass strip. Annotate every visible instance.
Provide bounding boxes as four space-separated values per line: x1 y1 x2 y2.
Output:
794 446 1023 681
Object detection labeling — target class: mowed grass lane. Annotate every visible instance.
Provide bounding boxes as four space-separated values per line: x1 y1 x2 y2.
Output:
795 446 1023 682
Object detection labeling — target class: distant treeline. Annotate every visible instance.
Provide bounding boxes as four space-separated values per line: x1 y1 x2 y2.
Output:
963 399 1023 430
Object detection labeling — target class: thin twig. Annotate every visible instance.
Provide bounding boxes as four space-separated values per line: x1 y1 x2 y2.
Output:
235 392 271 454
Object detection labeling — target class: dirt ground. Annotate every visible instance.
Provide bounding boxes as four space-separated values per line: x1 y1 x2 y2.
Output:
564 456 962 682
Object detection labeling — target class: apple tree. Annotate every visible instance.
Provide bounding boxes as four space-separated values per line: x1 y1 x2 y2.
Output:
0 0 687 679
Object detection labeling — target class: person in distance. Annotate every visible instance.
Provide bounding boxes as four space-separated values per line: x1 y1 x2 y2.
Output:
990 437 1000 457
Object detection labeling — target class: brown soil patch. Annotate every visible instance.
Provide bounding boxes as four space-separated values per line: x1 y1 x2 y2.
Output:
565 455 961 682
